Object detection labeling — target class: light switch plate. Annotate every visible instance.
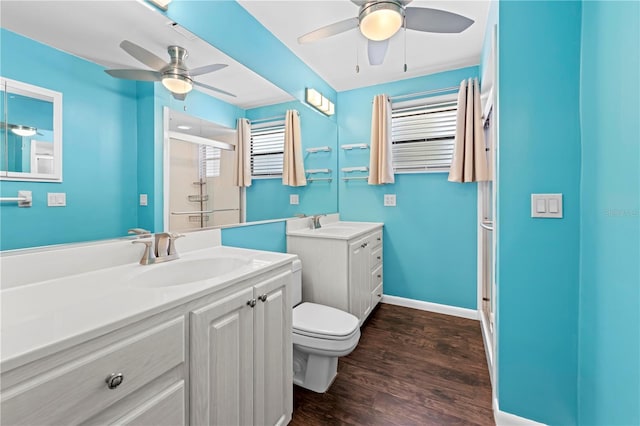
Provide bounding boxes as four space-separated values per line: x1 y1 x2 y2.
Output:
531 194 563 218
384 194 396 207
47 192 66 207
290 194 299 205
139 194 148 206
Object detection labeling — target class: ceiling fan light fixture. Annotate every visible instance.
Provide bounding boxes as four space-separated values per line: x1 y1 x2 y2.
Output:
359 1 403 41
162 73 193 95
10 125 37 137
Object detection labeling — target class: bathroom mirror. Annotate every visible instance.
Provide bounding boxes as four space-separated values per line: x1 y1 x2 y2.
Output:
0 77 62 181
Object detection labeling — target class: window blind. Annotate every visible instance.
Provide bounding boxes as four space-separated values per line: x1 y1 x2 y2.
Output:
391 98 458 172
250 123 285 177
200 145 221 178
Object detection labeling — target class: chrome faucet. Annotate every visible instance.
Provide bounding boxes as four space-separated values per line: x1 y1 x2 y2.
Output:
311 214 325 229
132 232 184 265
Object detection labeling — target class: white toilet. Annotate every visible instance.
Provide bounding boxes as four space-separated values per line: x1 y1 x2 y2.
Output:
291 259 361 393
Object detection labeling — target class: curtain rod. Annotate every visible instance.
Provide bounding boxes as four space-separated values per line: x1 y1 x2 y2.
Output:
389 86 459 102
249 110 299 124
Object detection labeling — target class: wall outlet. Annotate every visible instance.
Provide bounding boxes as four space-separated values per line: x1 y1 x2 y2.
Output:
139 194 148 206
384 194 396 207
290 194 299 205
47 192 66 207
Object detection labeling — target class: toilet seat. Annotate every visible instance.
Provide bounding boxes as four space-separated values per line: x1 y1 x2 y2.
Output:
293 302 359 340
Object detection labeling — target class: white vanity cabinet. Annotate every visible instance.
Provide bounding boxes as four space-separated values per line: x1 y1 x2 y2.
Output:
0 262 293 426
287 225 383 324
0 315 188 426
190 270 292 426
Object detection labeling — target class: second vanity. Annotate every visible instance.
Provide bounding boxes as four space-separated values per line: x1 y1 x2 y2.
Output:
286 215 384 325
0 230 296 426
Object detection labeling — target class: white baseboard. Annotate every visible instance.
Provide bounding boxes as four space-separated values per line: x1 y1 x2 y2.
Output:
493 398 547 426
381 295 478 320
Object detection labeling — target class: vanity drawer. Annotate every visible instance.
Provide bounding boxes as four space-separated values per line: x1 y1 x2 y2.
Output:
371 246 382 269
1 317 185 426
371 265 383 291
371 283 383 308
369 231 383 250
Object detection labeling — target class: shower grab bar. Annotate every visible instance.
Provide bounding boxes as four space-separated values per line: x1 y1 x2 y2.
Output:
171 208 239 215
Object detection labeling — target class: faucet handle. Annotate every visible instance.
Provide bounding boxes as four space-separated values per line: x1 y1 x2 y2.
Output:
168 233 185 255
132 239 155 265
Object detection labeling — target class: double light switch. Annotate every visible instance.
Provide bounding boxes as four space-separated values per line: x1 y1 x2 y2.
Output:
531 194 563 218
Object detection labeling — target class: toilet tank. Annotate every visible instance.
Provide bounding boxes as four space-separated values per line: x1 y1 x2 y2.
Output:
292 259 302 306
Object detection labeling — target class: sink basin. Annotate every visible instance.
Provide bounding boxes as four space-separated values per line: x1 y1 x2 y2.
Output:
312 226 361 234
132 257 251 287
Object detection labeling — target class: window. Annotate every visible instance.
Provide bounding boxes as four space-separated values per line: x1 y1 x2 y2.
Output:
391 96 458 173
250 122 285 177
199 144 221 178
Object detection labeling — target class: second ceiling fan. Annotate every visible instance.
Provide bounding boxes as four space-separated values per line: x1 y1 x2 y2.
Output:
298 0 475 66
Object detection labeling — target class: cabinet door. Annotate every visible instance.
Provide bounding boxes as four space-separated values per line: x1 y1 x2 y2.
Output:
190 287 254 426
254 272 293 426
349 237 371 322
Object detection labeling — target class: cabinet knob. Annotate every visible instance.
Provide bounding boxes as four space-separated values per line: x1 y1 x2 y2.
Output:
377 274 381 278
258 294 268 302
377 256 381 260
377 294 382 298
247 299 257 308
105 373 124 389
377 237 381 241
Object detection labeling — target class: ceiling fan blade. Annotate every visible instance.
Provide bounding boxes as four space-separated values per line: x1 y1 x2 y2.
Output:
193 81 237 98
120 40 168 71
405 7 474 33
298 17 359 44
368 39 389 66
190 63 228 77
172 92 187 101
105 69 162 81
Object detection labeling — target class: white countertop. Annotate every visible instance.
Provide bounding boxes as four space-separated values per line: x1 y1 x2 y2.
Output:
1 245 296 371
286 220 383 240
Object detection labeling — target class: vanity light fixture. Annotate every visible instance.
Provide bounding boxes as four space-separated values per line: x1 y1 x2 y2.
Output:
147 0 171 11
305 88 335 116
359 1 403 41
10 125 37 137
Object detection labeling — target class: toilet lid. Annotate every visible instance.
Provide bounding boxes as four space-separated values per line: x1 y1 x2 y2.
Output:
293 302 359 339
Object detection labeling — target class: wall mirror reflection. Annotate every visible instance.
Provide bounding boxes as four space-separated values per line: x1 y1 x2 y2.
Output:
165 109 241 232
0 77 62 181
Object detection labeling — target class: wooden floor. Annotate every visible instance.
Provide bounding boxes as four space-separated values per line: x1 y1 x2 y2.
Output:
290 303 494 426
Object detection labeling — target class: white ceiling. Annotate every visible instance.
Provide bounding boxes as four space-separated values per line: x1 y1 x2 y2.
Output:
238 0 491 91
0 0 294 109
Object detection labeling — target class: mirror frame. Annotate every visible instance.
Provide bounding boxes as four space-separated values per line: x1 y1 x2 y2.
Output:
1 76 63 182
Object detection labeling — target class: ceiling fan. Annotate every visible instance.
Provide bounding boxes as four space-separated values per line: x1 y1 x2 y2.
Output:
105 40 236 100
298 0 474 66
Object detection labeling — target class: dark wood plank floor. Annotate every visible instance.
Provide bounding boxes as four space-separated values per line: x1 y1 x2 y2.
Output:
290 303 494 426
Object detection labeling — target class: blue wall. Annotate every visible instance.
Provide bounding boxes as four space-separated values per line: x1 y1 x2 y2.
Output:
221 220 287 253
0 29 139 250
497 1 582 424
579 1 640 424
338 67 479 309
245 101 338 222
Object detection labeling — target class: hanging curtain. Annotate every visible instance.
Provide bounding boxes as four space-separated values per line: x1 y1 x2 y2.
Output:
368 94 395 185
233 118 252 187
448 78 490 183
282 109 307 186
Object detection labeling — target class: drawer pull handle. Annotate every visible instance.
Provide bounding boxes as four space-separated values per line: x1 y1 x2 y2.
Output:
105 373 124 390
247 299 257 308
258 294 268 302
